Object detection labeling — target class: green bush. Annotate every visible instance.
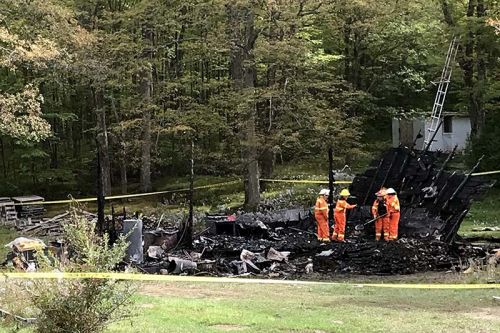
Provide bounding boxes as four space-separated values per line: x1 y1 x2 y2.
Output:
1 208 135 333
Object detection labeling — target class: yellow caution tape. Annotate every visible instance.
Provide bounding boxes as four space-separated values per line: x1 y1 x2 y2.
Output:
2 272 499 289
471 170 500 176
14 180 242 206
13 179 354 206
261 179 353 185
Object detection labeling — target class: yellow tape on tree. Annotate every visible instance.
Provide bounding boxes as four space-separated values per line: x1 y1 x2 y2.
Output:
2 272 498 289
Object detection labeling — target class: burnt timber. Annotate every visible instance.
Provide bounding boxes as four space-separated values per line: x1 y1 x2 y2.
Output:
5 148 496 277
348 147 495 243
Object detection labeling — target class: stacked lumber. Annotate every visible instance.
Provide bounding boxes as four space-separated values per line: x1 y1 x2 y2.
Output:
0 197 17 224
22 212 70 237
12 196 45 225
19 210 97 237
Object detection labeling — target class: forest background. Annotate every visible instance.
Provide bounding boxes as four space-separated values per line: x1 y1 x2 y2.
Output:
1 0 499 210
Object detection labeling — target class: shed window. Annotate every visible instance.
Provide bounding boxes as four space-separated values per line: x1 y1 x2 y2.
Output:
443 116 453 133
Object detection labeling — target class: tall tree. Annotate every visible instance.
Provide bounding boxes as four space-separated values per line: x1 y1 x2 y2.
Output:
441 0 499 138
227 1 261 210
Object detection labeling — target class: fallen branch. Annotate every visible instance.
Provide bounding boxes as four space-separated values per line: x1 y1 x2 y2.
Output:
0 307 36 324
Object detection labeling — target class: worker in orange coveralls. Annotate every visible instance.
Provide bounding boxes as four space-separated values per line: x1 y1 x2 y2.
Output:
332 189 356 242
372 188 390 241
385 188 400 240
314 189 330 242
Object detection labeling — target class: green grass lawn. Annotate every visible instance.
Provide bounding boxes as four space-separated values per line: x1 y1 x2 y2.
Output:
110 282 500 333
459 188 500 239
2 281 499 333
0 226 17 261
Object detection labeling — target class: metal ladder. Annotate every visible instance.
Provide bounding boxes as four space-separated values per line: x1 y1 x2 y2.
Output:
424 37 459 149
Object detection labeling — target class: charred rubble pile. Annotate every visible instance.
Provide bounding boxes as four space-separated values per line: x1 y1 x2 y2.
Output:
348 147 494 242
139 210 489 276
5 148 495 276
138 147 496 277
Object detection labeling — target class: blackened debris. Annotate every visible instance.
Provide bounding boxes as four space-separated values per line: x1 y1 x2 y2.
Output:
314 239 486 275
348 147 495 242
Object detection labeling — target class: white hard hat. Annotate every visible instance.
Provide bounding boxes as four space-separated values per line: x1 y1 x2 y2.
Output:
386 188 396 195
319 189 330 196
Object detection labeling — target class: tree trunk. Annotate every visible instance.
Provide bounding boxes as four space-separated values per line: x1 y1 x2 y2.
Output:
139 64 153 193
245 107 260 210
353 30 362 90
475 0 486 137
111 97 128 194
0 138 6 178
94 88 112 195
96 145 105 234
180 140 194 248
343 20 351 82
228 2 260 211
463 0 478 138
120 160 128 194
441 0 486 139
259 147 275 191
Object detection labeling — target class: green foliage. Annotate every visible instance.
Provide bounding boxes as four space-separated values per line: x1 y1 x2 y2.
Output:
0 0 499 197
61 209 130 271
466 110 500 185
0 85 51 143
14 208 133 333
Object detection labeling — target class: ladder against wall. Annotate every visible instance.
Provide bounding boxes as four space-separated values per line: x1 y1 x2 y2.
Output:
424 37 459 149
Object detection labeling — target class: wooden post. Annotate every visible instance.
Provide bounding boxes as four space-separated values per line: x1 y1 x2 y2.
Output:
96 144 105 234
187 139 194 247
179 139 195 248
328 147 335 226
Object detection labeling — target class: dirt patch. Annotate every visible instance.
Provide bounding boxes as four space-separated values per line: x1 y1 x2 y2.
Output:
137 282 315 301
138 282 247 299
465 307 500 322
210 324 247 331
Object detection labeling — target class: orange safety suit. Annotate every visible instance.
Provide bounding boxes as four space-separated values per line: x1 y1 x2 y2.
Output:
314 196 329 241
372 199 390 241
332 199 355 241
386 195 400 240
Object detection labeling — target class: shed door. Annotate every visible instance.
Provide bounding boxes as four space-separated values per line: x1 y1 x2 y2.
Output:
399 120 414 147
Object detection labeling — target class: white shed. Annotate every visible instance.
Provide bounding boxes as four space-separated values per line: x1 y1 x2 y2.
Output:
392 113 471 152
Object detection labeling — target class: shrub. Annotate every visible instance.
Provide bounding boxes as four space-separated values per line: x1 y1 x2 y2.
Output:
2 208 135 333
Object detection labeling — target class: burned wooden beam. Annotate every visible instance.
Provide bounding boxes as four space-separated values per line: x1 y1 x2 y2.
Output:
349 148 494 243
328 147 335 225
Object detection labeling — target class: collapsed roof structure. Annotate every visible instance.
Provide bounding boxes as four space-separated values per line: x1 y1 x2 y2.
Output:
349 147 494 243
133 147 496 276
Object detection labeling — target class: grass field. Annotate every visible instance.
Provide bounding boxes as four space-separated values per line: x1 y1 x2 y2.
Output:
109 282 500 333
0 226 16 261
1 281 499 333
460 188 500 239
